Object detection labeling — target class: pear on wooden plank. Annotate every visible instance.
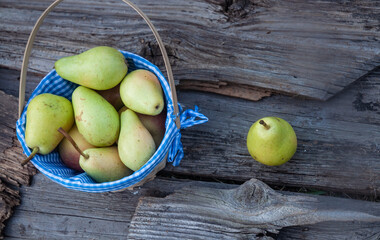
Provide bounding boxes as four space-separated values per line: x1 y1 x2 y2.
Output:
118 109 156 171
247 117 297 166
55 46 128 90
120 69 164 116
72 86 119 147
22 93 74 165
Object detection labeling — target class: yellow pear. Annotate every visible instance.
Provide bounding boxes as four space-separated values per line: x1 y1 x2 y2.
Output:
247 117 297 166
55 46 128 90
58 124 95 172
118 109 156 171
120 69 164 116
79 147 132 183
72 86 119 147
23 93 74 165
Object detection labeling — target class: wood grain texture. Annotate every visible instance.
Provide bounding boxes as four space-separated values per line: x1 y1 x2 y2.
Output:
128 178 380 240
3 175 222 239
0 91 37 239
0 0 380 100
278 222 380 240
4 175 380 239
165 67 380 197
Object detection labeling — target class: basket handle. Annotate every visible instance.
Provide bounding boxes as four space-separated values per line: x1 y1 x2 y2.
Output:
18 0 181 129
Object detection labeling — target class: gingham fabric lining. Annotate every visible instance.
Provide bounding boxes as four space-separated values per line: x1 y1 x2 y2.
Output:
16 50 208 192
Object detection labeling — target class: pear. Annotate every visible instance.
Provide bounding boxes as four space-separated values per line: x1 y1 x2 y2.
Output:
79 147 132 183
23 93 74 165
138 110 166 147
72 86 119 147
55 46 128 90
58 124 95 172
96 83 124 111
247 117 297 166
119 106 166 147
118 109 156 171
120 69 164 116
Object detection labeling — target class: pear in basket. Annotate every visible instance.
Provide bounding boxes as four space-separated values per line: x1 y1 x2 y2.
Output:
79 147 133 183
22 93 74 166
119 106 166 147
118 109 156 171
55 46 128 90
96 83 124 111
72 86 119 147
58 128 132 183
58 124 95 172
120 69 164 116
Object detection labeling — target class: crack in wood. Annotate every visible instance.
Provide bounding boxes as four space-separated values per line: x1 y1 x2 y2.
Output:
178 79 272 101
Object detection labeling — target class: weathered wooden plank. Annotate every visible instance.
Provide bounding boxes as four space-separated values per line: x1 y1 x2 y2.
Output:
0 91 37 186
2 173 226 239
127 178 380 240
165 67 380 197
0 91 37 239
3 175 218 239
0 179 20 240
1 0 380 100
4 174 380 239
278 222 380 240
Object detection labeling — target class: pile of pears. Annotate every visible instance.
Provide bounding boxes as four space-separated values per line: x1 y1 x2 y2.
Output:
23 46 166 183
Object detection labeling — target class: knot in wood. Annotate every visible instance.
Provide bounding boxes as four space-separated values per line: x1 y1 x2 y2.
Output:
231 178 278 209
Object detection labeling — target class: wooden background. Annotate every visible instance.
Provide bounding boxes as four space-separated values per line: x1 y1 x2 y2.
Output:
0 0 379 239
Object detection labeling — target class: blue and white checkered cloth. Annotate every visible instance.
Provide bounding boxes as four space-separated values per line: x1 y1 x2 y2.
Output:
16 50 208 192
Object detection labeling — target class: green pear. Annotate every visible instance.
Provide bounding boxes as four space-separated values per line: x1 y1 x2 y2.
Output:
23 93 74 165
55 46 128 90
118 109 156 171
120 69 164 116
138 110 166 147
119 106 166 147
72 86 119 147
79 147 132 183
96 83 124 110
58 124 95 172
247 117 297 166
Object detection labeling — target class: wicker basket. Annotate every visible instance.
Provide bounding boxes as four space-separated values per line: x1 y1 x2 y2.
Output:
16 0 208 192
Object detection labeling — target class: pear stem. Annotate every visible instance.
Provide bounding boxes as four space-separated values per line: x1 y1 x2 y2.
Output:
21 147 39 166
259 120 270 130
58 127 89 159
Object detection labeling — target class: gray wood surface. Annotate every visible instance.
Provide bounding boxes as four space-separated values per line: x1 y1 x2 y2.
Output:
0 91 37 238
1 0 380 100
128 179 380 240
1 0 380 238
165 67 380 197
4 174 380 239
